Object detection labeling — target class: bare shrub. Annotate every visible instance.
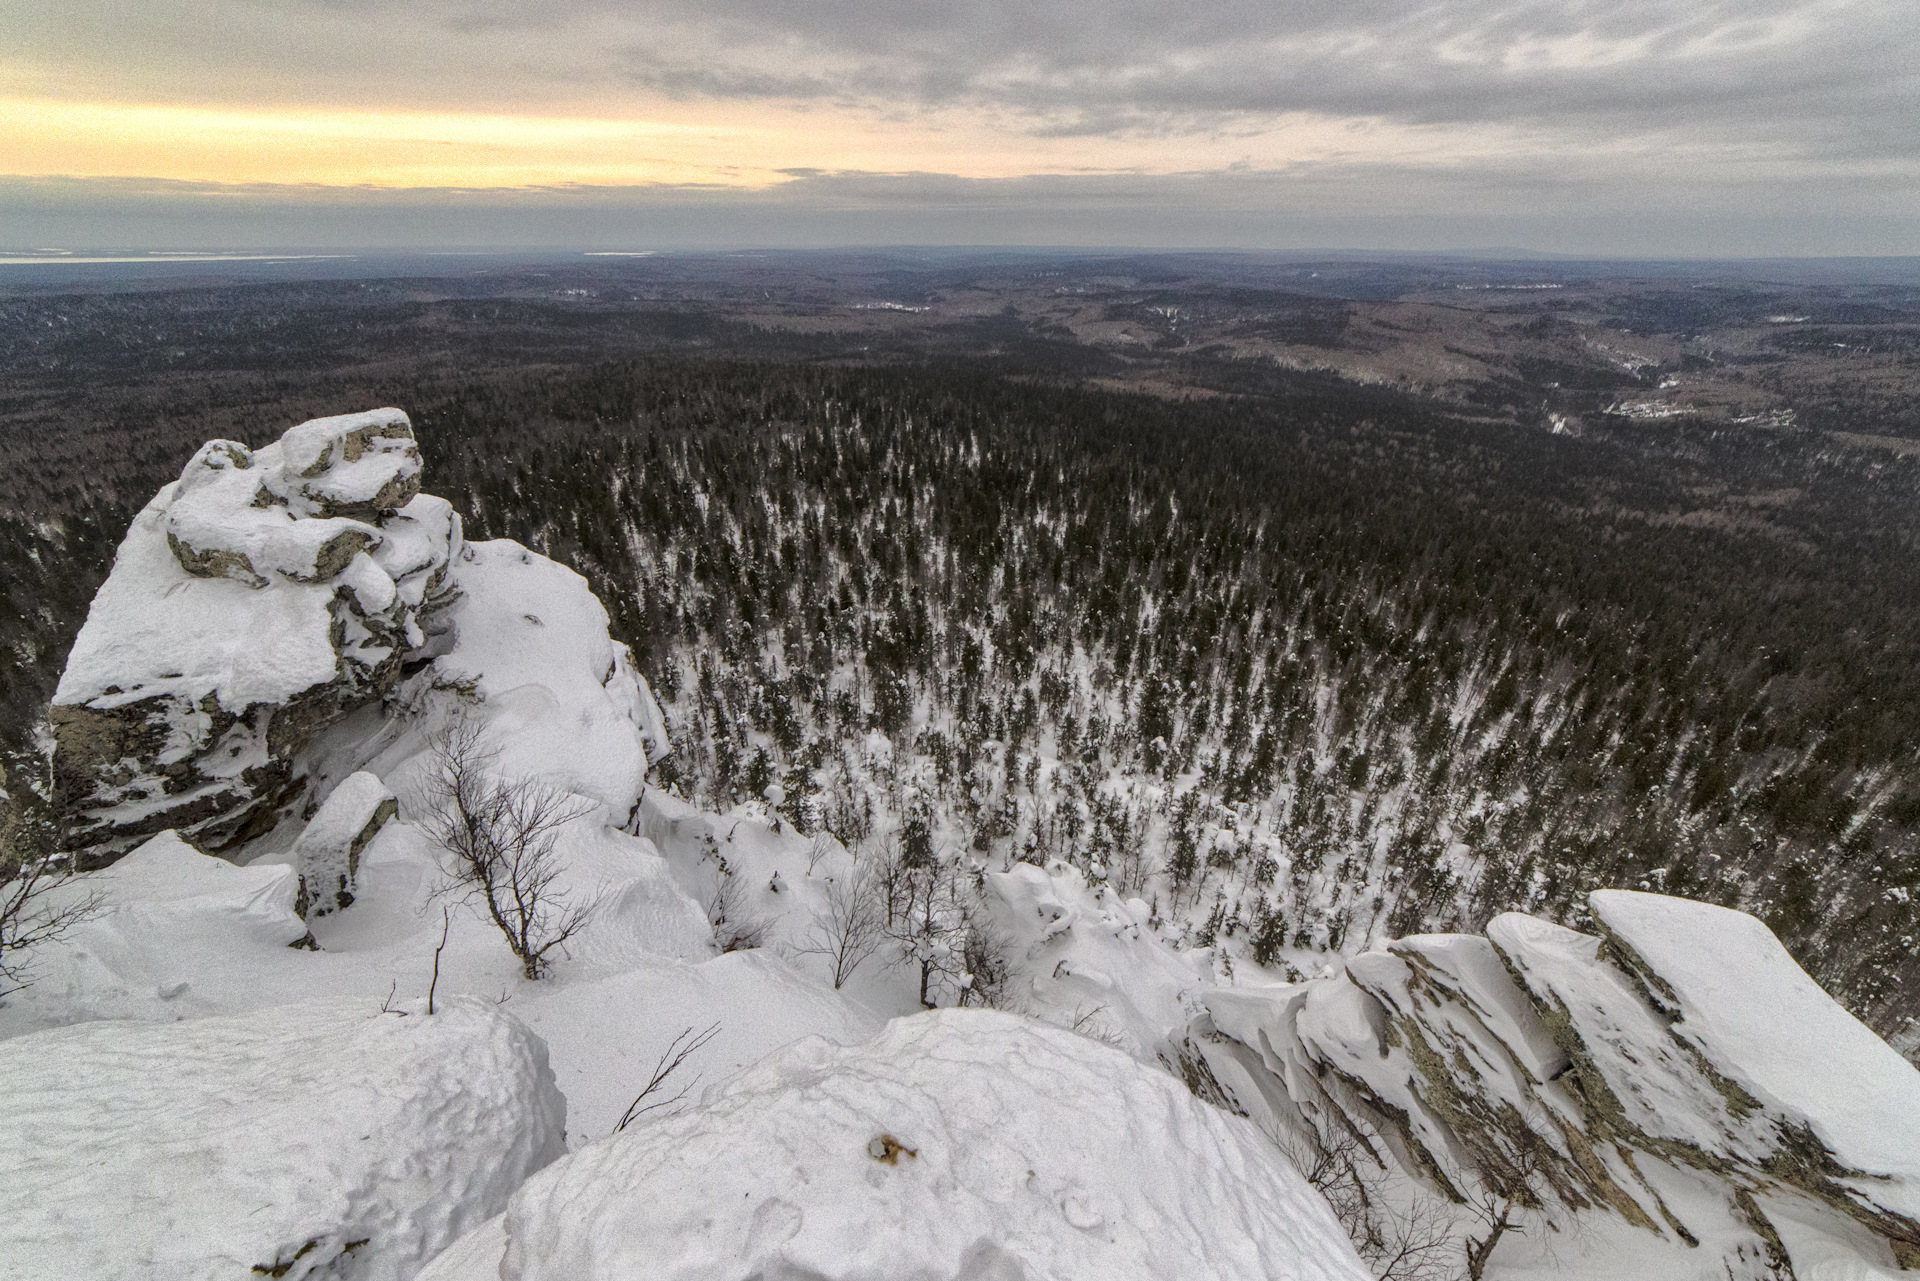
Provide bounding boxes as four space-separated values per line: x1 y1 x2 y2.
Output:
798 851 886 988
1 812 99 1000
705 867 767 953
1279 1127 1464 1281
420 717 599 981
958 916 1012 1008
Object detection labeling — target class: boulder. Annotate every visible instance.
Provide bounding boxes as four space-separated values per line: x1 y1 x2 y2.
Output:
292 771 398 917
51 410 459 864
0 997 565 1281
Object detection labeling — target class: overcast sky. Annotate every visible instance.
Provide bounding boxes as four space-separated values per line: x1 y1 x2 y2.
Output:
3 0 1916 253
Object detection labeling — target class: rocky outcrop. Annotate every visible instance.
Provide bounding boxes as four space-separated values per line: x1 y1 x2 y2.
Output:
1193 892 1920 1277
51 410 460 865
291 771 397 918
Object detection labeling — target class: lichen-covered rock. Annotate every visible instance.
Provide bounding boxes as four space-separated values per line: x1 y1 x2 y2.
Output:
292 771 398 918
51 410 459 864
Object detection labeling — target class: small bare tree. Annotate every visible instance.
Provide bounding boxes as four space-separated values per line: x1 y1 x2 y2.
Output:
1 804 99 1001
798 850 886 989
1462 1130 1550 1280
880 847 971 1008
1278 1126 1463 1281
420 717 598 981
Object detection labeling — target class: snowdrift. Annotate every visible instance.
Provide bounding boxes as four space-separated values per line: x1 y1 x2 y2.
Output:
421 1008 1371 1281
0 997 565 1281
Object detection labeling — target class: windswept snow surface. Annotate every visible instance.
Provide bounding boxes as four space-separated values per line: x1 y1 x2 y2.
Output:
424 539 672 803
421 1009 1372 1281
1592 889 1920 1218
0 997 564 1281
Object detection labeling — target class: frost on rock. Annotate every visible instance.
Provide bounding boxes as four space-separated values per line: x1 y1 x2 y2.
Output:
51 409 460 863
291 770 397 918
1189 891 1920 1277
0 996 565 1281
421 1009 1371 1281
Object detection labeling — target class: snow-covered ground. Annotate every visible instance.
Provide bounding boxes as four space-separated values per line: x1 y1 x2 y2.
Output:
421 1010 1370 1281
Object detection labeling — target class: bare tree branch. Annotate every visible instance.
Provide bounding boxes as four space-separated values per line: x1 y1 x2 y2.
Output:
796 850 886 989
613 1022 720 1134
419 716 600 981
1 846 100 1001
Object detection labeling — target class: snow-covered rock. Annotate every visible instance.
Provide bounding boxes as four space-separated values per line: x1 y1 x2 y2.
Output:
292 770 396 917
0 996 565 1281
406 538 671 813
1191 892 1920 1278
1583 892 1920 1246
50 409 460 863
420 1008 1371 1281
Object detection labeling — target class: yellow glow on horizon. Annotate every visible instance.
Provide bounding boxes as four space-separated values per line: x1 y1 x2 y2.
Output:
1 95 1534 192
0 99 803 187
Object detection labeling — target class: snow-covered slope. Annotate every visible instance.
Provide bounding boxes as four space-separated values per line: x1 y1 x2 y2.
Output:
0 996 563 1281
421 1009 1371 1281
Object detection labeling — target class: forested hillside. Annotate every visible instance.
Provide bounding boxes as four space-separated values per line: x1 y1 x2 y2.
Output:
397 358 1920 1037
6 266 1920 1044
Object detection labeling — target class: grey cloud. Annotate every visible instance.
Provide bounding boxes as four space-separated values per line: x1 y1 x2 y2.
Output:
12 0 1916 159
5 166 1916 257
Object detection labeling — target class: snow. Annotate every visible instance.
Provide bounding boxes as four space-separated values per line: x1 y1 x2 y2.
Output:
420 1009 1372 1281
53 480 342 711
977 858 1205 1060
421 539 670 812
1489 908 1782 1163
0 996 564 1281
1591 890 1920 1218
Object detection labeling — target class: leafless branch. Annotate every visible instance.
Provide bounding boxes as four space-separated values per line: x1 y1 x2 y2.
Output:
613 1022 720 1134
1 849 100 1000
419 716 600 981
796 852 885 988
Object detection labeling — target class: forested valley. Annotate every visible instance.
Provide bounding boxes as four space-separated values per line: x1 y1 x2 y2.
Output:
5 262 1920 1044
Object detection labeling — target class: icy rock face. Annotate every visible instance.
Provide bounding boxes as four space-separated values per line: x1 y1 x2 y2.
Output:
421 1009 1371 1281
291 770 397 918
0 996 566 1281
1192 892 1920 1273
51 409 460 864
